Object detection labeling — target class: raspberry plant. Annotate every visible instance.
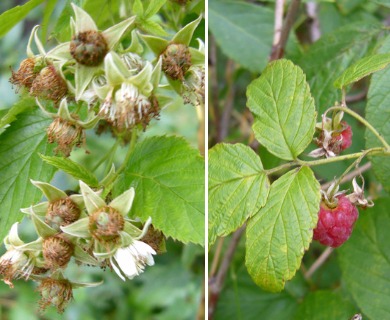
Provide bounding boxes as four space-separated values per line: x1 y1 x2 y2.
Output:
0 0 204 317
208 1 390 319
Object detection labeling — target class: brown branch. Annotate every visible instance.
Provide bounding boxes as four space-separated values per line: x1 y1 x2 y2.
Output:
209 36 221 143
219 60 236 141
305 2 320 42
304 247 334 280
270 0 301 61
208 225 246 319
346 90 367 103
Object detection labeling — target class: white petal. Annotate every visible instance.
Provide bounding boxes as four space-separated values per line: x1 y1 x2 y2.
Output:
115 248 138 279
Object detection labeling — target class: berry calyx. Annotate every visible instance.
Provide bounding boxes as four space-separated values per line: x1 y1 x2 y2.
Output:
89 206 125 243
161 43 191 80
46 197 81 229
313 194 359 248
70 31 108 66
315 121 353 156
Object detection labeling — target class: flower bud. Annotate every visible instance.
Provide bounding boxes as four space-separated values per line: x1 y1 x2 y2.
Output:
38 278 73 313
47 117 84 157
30 65 68 103
46 197 81 229
89 206 125 243
42 235 74 269
161 43 191 80
70 31 108 66
9 58 39 90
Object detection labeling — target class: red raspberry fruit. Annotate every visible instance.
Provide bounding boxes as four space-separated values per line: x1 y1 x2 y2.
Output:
337 121 353 151
313 194 359 247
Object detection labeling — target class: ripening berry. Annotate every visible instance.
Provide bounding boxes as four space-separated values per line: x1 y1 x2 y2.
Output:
42 235 74 269
70 30 108 66
89 206 125 243
9 58 39 90
30 65 68 103
313 194 359 248
47 117 84 157
316 121 353 156
338 121 353 151
161 43 192 80
38 278 73 313
46 197 81 229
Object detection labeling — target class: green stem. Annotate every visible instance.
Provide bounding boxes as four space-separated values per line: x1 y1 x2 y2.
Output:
328 151 367 198
265 147 387 176
92 140 119 172
325 106 390 151
102 128 138 187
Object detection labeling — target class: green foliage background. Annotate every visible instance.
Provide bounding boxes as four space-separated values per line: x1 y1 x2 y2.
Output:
0 0 204 319
209 0 390 319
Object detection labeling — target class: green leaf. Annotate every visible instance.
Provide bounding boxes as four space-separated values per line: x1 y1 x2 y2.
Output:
0 110 56 241
116 136 204 245
40 0 57 44
338 198 390 319
0 97 36 129
215 267 299 320
334 53 390 89
144 0 167 19
247 59 316 161
209 0 273 73
298 23 381 113
245 166 320 292
365 36 390 192
139 19 168 37
0 0 45 38
208 143 269 247
133 0 144 16
39 155 99 187
293 291 357 320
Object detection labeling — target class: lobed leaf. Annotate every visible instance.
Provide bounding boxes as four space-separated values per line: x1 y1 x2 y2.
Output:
39 155 99 187
338 198 390 319
0 110 56 241
208 143 269 247
334 53 390 89
247 59 316 161
245 166 320 292
116 136 204 245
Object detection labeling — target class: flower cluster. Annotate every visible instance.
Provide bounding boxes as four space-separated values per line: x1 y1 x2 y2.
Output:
0 180 156 313
9 4 204 156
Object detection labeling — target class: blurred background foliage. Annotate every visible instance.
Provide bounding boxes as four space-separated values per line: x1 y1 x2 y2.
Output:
209 0 390 319
0 0 204 319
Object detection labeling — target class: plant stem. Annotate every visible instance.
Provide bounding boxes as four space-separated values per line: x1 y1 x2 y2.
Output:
265 147 387 176
321 162 371 190
208 225 245 319
92 140 119 173
325 106 390 151
102 128 138 187
304 247 334 280
209 238 225 278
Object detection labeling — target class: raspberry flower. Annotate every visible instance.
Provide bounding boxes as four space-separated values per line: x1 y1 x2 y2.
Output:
61 181 156 279
21 180 99 268
0 223 43 287
91 51 161 130
47 4 136 100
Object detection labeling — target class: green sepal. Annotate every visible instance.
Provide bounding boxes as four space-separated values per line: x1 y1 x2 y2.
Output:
109 188 135 217
71 3 97 33
79 180 105 214
30 180 67 202
139 33 169 55
60 217 90 238
102 16 136 50
74 245 100 266
172 15 202 46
